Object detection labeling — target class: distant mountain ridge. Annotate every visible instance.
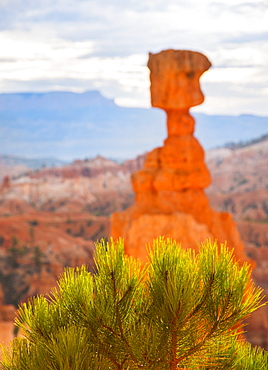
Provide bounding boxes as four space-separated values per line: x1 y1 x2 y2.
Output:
1 91 267 161
0 154 67 169
0 90 115 110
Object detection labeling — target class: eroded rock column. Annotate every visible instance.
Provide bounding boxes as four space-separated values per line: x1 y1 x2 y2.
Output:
111 49 248 263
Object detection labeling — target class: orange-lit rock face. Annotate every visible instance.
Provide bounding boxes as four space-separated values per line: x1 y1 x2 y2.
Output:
148 49 211 110
111 49 248 266
132 138 211 195
165 109 195 136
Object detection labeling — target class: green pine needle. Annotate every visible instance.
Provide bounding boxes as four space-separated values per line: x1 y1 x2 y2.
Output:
1 237 267 370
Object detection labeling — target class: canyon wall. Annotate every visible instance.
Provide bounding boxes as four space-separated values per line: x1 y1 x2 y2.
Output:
0 138 267 347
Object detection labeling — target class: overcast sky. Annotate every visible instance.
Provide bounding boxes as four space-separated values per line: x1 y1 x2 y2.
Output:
1 0 268 115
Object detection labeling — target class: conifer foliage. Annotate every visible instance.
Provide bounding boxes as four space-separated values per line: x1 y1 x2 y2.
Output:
1 238 268 369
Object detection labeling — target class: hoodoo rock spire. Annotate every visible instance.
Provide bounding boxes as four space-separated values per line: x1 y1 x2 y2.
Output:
111 49 248 264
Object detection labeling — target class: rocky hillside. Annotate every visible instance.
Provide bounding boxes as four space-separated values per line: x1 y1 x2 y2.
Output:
0 155 143 309
205 135 268 347
1 135 266 225
0 136 267 346
0 155 144 216
206 135 268 266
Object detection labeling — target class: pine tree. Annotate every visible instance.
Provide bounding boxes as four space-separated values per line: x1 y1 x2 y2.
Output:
1 238 267 369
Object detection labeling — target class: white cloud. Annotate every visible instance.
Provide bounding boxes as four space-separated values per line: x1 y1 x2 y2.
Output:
0 0 267 115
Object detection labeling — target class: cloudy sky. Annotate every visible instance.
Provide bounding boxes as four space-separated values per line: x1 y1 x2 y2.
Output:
1 0 268 116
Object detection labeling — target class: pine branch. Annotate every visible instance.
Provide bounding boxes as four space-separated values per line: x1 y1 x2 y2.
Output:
100 323 121 338
110 269 143 368
170 303 182 370
175 320 220 364
1 238 267 370
188 272 215 320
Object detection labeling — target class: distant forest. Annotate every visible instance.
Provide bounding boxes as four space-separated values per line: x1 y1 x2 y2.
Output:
224 133 268 150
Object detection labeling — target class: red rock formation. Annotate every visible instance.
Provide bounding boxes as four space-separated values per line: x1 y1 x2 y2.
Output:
1 176 10 190
111 49 249 263
0 285 15 345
